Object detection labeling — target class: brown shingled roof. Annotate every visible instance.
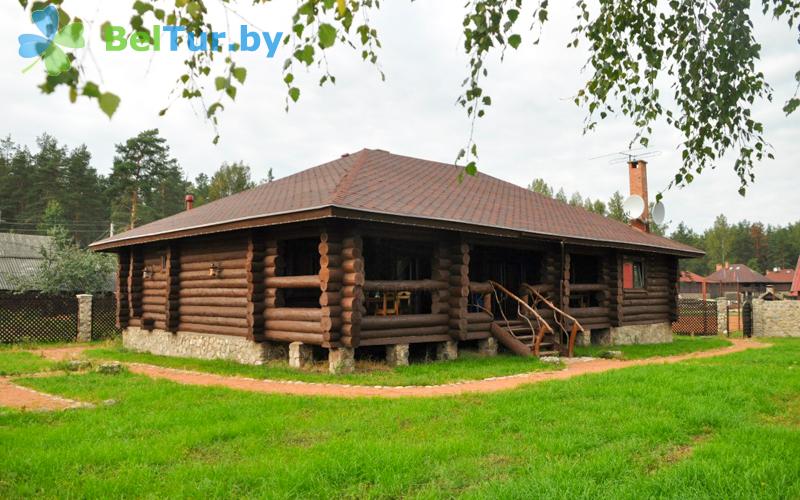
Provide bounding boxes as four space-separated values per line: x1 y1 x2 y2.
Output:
90 149 703 256
705 264 771 284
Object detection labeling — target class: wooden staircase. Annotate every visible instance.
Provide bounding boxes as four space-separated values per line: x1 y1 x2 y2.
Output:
486 280 584 358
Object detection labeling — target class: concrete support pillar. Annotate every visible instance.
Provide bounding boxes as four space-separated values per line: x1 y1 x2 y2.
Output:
386 344 409 367
436 340 458 361
477 337 498 356
329 347 355 374
716 298 727 334
289 342 314 368
76 294 92 342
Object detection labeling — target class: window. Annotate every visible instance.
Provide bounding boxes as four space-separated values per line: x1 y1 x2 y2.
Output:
623 259 645 289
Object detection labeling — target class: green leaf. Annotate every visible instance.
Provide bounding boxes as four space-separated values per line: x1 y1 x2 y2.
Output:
294 45 315 65
783 97 799 115
98 92 120 118
225 86 237 100
508 34 521 49
54 23 85 48
318 23 337 49
42 45 70 75
232 67 247 84
82 82 100 98
288 87 300 102
214 77 227 91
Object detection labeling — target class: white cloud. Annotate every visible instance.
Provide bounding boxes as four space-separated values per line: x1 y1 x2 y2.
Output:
1 1 797 233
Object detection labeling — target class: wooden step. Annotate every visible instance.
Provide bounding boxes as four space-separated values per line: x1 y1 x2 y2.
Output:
537 350 559 357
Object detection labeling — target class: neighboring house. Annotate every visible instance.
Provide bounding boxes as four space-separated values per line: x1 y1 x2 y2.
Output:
678 270 710 297
90 150 703 369
705 263 772 298
0 233 52 291
765 266 796 293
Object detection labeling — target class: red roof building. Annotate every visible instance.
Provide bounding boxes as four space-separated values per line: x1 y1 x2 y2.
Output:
791 256 800 297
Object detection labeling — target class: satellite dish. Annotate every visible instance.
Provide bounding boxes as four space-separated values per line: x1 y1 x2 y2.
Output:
623 195 645 219
651 201 666 224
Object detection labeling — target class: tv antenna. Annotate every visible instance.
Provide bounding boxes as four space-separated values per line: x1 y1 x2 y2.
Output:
589 147 662 165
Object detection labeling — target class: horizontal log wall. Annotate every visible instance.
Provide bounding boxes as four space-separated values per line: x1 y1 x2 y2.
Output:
178 235 249 336
620 253 674 325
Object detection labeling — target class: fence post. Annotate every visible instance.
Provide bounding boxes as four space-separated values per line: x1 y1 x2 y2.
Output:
77 294 93 342
716 297 727 335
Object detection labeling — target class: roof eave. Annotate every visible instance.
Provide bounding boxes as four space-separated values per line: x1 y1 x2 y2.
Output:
90 204 704 258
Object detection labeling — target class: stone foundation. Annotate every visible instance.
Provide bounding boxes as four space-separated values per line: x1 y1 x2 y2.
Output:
289 342 314 368
329 347 355 374
386 344 410 366
477 337 498 356
436 340 458 361
752 299 800 337
609 322 672 345
122 327 285 365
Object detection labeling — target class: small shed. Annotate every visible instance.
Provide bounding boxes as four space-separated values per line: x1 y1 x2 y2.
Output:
0 233 52 291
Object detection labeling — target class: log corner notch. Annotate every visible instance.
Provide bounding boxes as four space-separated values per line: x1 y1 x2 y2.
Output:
246 232 266 341
448 241 469 341
116 248 131 329
164 243 180 332
319 231 348 347
667 255 680 323
129 248 144 325
338 234 364 348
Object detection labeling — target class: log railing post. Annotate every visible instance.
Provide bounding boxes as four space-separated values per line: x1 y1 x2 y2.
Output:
246 233 266 341
164 243 180 332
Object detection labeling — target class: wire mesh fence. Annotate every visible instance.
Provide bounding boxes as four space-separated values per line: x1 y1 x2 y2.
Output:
0 292 78 344
92 293 121 340
672 298 718 335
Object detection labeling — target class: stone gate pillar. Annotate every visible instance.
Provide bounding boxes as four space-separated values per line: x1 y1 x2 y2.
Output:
77 294 93 342
716 297 727 334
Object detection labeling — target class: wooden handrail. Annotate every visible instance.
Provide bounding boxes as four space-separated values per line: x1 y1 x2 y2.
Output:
521 282 585 358
487 281 554 334
520 283 585 333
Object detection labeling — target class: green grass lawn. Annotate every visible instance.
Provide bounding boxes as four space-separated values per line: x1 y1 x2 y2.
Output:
84 347 557 386
1 338 798 498
0 350 60 376
574 335 732 360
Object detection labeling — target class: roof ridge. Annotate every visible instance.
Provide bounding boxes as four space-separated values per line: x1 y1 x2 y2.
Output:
331 149 372 205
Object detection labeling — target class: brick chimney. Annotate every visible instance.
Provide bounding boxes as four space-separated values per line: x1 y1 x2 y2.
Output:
185 194 194 210
628 159 650 232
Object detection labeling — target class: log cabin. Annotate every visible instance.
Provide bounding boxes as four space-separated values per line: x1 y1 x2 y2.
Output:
90 149 703 373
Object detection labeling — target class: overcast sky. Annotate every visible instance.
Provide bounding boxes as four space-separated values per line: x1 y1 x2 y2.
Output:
2 2 797 233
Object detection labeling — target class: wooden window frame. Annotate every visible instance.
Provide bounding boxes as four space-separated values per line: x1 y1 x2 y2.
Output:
623 257 646 291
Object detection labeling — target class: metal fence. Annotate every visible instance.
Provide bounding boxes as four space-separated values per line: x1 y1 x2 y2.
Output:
0 292 79 343
0 292 120 344
92 293 121 340
672 298 718 335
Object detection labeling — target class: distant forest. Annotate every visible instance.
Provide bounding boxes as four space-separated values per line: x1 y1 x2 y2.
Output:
529 179 799 276
0 130 272 246
0 132 796 276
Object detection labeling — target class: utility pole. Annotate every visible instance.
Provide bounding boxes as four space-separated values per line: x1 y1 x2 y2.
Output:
110 222 115 237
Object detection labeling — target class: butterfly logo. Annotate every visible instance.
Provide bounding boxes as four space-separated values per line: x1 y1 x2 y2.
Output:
18 5 84 75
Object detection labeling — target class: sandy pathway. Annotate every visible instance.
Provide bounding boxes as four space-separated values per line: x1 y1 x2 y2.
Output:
33 345 92 361
0 377 91 411
125 338 767 398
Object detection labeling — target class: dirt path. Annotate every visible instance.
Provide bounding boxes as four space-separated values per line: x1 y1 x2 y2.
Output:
125 338 768 398
33 345 92 361
0 377 90 411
